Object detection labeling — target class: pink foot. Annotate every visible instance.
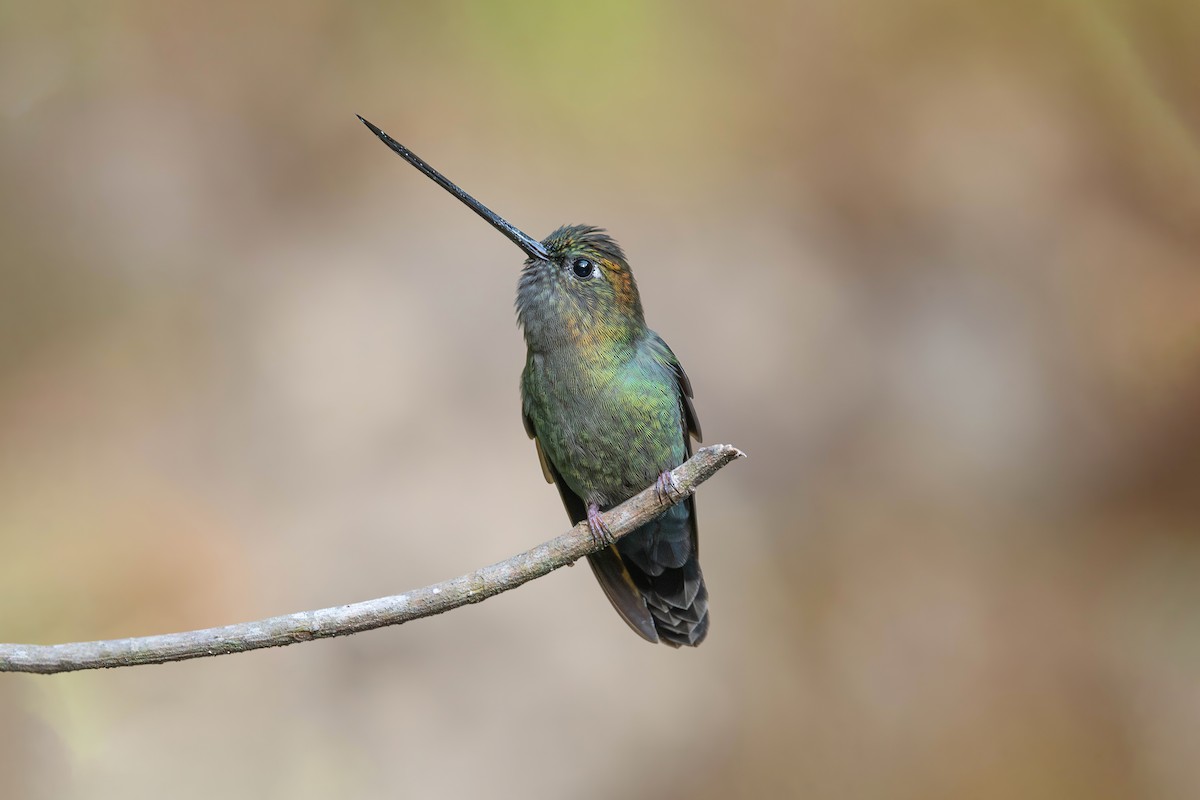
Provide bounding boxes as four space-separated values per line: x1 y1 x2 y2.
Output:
586 503 615 547
655 470 684 506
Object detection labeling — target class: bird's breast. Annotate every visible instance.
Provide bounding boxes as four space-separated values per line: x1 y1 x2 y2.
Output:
523 343 686 507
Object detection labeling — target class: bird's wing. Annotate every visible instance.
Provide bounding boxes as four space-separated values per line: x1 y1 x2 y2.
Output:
522 410 557 485
672 352 703 445
522 408 659 642
643 335 707 605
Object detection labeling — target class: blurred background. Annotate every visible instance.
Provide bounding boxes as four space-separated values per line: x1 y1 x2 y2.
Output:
2 1 1199 798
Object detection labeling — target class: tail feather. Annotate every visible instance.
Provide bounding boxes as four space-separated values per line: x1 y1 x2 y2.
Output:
636 561 709 647
619 502 695 574
616 497 708 647
636 556 704 611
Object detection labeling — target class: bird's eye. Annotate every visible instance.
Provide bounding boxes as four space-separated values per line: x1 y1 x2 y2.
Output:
572 258 594 279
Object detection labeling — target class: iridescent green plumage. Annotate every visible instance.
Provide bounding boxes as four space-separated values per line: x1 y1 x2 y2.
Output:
518 226 707 647
357 118 708 646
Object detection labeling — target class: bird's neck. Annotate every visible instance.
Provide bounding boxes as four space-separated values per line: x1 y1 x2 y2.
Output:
524 304 645 358
536 327 646 392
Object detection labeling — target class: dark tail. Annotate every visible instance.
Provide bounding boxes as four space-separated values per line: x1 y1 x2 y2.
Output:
587 496 709 647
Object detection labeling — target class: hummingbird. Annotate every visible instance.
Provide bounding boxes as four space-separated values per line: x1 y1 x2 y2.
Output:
358 116 708 647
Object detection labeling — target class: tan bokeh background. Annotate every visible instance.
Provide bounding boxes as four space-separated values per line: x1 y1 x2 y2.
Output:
2 1 1199 798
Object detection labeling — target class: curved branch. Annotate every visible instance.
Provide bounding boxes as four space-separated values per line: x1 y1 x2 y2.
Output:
1 444 745 675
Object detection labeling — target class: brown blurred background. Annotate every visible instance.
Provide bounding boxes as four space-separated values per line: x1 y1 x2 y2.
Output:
2 1 1199 798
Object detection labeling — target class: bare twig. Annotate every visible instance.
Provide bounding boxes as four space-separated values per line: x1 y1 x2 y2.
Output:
1 444 745 675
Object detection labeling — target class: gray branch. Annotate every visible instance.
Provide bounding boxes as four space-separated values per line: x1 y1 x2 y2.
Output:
1 444 745 675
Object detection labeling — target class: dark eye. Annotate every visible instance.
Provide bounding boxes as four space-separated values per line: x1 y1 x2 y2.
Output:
572 258 594 279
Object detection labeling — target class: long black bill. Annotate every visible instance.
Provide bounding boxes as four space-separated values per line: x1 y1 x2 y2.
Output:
357 115 550 262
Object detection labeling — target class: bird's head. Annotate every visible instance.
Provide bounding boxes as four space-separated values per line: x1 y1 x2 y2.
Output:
515 225 644 352
356 117 644 353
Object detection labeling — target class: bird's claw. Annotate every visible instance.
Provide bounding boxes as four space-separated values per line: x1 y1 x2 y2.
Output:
586 503 615 547
655 470 685 506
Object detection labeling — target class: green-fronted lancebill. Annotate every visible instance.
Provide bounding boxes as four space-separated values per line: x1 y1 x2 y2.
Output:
357 116 708 647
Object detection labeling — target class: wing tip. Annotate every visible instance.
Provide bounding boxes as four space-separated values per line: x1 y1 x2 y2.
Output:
586 549 660 643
